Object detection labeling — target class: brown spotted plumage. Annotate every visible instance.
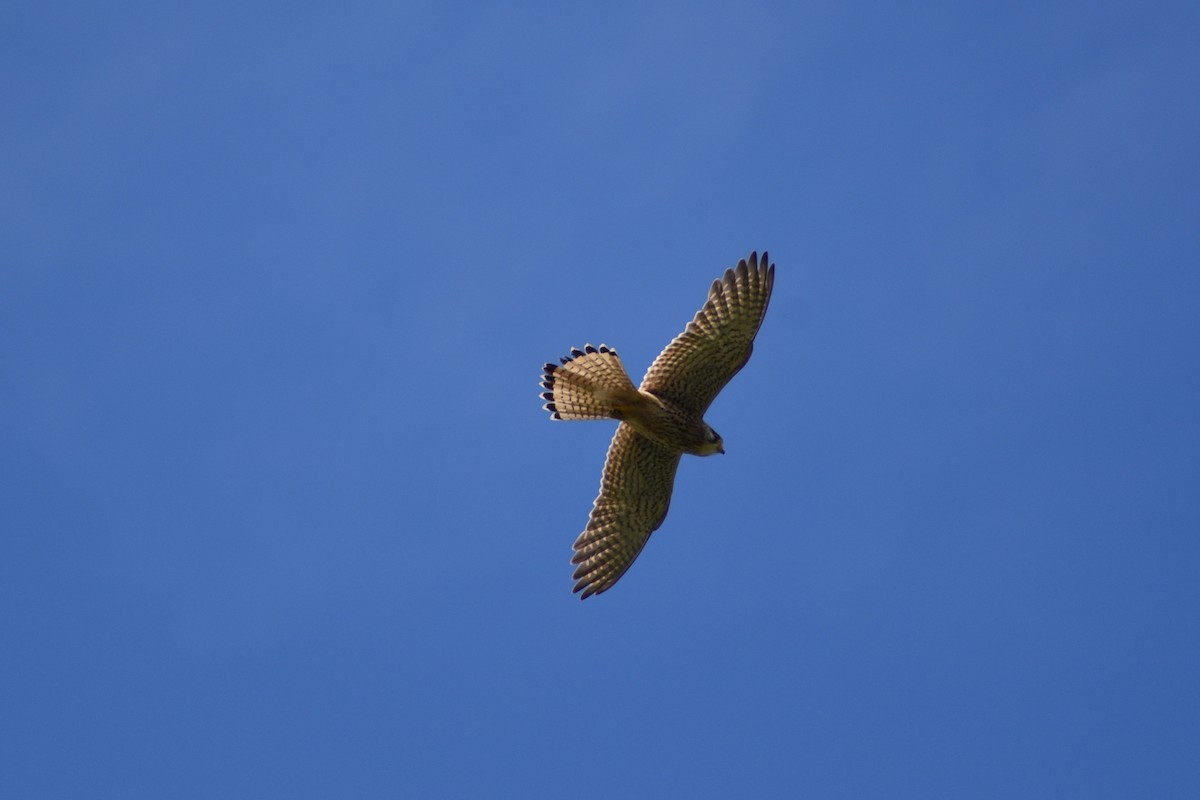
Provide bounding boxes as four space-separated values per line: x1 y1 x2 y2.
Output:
541 251 775 598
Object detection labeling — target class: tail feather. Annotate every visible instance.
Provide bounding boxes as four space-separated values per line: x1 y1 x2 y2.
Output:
541 344 639 420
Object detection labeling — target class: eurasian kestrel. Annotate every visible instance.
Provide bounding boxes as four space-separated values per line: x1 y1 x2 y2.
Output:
540 251 775 598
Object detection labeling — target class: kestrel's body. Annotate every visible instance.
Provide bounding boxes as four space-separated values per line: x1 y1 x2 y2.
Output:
540 251 775 598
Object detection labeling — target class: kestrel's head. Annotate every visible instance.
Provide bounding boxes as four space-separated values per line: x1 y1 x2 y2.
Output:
696 424 725 456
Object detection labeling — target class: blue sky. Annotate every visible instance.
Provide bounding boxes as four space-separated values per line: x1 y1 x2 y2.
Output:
3 1 1198 797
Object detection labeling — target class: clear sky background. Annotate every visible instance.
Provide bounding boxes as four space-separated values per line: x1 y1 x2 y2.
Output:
3 2 1198 797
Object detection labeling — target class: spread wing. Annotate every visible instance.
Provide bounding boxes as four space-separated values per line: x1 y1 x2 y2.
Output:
570 423 682 598
639 251 775 416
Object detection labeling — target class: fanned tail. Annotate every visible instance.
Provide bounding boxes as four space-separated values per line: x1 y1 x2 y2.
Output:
541 344 640 420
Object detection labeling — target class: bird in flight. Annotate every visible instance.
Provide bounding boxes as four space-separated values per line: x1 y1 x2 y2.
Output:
540 251 775 598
